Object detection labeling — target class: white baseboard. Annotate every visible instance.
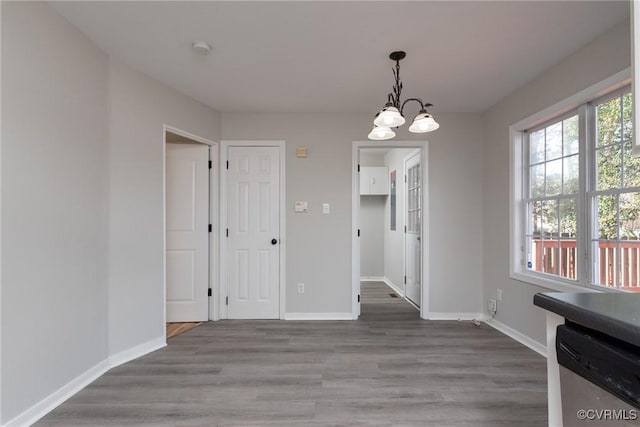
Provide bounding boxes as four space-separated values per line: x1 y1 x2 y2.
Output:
360 276 385 282
381 277 405 297
4 360 111 427
284 313 354 320
425 312 484 321
482 316 547 357
108 336 166 368
4 337 166 427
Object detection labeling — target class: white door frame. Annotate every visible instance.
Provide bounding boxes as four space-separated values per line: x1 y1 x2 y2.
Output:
220 140 286 319
163 124 219 327
403 149 422 306
352 141 430 320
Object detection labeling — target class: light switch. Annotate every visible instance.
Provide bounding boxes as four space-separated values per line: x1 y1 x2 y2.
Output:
322 203 330 214
294 201 308 213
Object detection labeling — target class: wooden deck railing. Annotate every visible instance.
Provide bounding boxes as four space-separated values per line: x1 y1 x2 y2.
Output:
532 238 640 292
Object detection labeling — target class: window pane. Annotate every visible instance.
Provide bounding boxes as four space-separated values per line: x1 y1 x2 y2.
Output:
596 145 622 190
546 123 562 160
559 199 577 280
530 201 542 236
623 92 632 143
597 194 618 240
593 240 618 288
563 115 579 156
620 241 640 291
542 199 558 237
546 159 562 196
619 192 640 239
530 129 545 164
530 164 545 198
560 199 577 238
597 96 622 147
623 141 640 188
563 154 579 194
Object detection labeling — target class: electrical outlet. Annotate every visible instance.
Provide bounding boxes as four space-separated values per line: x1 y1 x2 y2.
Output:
488 299 497 315
497 289 503 301
297 283 305 294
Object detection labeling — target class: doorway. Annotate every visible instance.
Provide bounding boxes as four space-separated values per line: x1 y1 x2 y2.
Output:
164 126 219 327
352 141 429 319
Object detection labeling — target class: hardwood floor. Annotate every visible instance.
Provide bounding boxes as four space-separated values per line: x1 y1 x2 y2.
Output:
167 322 204 339
38 282 547 426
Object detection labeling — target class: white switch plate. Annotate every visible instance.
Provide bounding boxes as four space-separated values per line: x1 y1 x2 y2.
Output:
322 203 330 214
497 289 503 301
294 201 308 213
297 283 305 294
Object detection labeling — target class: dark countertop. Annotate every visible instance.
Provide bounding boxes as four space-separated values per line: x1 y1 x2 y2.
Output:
534 292 640 347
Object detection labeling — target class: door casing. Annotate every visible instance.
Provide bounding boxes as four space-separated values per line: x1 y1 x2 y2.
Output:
220 141 286 320
352 141 429 319
162 125 219 329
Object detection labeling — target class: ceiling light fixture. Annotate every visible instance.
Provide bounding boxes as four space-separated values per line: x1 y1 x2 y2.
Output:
368 51 439 140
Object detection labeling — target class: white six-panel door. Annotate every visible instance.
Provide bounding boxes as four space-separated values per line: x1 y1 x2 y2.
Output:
226 146 280 319
405 151 421 306
166 143 210 322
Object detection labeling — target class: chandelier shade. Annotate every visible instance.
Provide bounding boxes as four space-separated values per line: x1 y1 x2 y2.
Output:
374 105 406 128
368 126 396 141
409 112 440 133
368 51 439 140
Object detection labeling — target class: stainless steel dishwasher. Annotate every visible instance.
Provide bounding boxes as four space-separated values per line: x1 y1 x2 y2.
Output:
556 322 640 426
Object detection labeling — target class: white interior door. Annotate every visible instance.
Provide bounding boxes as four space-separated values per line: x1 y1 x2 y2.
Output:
405 152 421 306
166 143 210 322
226 146 280 319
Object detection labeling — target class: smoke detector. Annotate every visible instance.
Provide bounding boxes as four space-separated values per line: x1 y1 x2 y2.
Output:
191 41 212 55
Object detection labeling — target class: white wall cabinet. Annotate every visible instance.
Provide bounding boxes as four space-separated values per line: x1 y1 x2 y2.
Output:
360 166 389 195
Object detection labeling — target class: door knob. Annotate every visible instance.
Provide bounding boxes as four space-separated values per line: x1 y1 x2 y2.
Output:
271 238 278 245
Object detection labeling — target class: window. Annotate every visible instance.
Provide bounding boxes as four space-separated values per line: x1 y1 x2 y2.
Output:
518 86 640 292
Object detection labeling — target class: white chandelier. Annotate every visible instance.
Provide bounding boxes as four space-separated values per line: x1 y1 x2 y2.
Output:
369 51 439 140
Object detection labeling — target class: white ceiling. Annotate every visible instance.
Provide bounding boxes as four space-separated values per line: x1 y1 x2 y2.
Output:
52 1 629 114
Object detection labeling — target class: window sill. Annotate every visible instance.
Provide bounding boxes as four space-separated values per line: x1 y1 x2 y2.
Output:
511 271 600 294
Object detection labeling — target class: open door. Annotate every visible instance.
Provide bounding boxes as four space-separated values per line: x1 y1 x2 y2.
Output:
166 143 210 322
405 151 421 306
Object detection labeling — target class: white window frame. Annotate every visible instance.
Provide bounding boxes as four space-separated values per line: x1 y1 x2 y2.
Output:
510 69 631 293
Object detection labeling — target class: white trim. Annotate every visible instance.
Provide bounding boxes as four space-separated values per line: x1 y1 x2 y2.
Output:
483 316 547 357
283 313 354 320
360 276 385 281
107 336 166 368
3 360 111 427
220 141 286 320
426 312 484 321
382 277 405 297
3 338 165 427
511 271 599 294
352 141 430 320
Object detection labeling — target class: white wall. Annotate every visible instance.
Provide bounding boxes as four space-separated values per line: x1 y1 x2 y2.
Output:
359 150 386 278
482 20 631 345
221 113 484 315
1 3 222 421
107 59 221 355
1 2 109 422
360 196 385 277
384 149 414 291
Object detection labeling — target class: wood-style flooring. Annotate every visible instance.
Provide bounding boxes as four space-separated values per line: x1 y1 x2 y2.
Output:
167 322 204 339
37 281 547 426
